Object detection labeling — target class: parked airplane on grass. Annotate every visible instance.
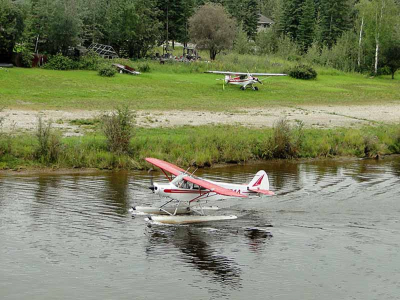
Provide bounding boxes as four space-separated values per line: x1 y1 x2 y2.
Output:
205 71 287 90
130 158 274 225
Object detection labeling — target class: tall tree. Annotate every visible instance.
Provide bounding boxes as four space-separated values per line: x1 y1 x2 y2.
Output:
357 0 400 74
319 0 351 48
383 44 400 78
0 0 25 61
298 0 316 52
189 3 236 60
108 0 161 58
243 0 259 40
277 0 303 41
157 0 194 47
47 0 82 54
259 0 282 20
26 0 82 54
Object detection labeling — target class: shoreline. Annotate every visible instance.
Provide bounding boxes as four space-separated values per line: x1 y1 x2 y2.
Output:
1 154 399 176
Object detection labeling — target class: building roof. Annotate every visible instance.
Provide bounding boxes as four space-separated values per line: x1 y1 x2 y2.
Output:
258 14 274 24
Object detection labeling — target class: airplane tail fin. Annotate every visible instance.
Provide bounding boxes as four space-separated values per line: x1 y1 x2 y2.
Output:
248 170 270 191
225 75 230 83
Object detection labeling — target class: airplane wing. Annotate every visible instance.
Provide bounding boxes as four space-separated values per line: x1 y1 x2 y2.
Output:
145 157 186 176
205 71 287 76
248 188 275 196
183 176 247 198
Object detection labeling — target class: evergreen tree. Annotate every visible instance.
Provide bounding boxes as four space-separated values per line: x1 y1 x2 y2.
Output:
156 0 194 47
180 0 195 46
298 0 316 52
319 0 351 48
277 0 304 41
259 0 282 20
242 0 259 40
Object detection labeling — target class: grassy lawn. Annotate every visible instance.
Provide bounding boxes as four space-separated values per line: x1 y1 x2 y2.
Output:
1 66 399 111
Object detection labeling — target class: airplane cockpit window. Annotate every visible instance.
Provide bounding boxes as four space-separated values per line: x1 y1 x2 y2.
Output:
178 180 192 189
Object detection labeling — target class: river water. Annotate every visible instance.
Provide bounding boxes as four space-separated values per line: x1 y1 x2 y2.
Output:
1 158 400 300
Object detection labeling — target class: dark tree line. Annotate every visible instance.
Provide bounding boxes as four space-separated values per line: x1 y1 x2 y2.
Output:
278 0 353 52
0 0 261 60
1 0 400 75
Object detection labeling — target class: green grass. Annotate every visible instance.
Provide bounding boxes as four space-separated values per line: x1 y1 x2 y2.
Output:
1 124 400 170
1 61 399 111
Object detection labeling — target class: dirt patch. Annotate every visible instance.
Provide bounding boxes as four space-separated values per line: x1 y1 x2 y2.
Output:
1 104 400 136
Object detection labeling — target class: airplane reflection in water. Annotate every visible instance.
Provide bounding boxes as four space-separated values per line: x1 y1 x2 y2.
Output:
146 226 241 287
145 226 273 287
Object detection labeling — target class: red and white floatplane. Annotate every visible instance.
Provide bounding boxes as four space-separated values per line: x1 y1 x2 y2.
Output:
130 158 274 225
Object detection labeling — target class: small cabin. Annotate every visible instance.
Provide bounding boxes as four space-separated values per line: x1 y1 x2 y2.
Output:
257 14 274 32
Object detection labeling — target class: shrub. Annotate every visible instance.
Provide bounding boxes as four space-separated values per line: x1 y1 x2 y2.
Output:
0 108 12 157
101 106 135 154
13 43 34 68
388 128 400 154
363 135 381 158
98 65 116 77
78 51 103 70
270 119 304 159
287 64 317 80
44 53 76 70
35 117 62 163
234 25 253 55
138 62 150 73
275 36 300 60
255 29 278 55
328 31 358 73
288 54 302 62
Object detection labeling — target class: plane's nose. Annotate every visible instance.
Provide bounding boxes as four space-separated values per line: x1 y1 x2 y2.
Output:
149 185 158 193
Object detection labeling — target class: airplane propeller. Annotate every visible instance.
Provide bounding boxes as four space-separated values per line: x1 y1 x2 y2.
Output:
148 168 155 192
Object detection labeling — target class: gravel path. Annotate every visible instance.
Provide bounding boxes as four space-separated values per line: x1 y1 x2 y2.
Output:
1 104 399 136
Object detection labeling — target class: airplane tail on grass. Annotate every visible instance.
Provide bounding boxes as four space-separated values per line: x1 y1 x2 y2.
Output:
247 171 274 195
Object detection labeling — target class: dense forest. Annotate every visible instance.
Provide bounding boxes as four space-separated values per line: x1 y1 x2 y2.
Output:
1 0 400 75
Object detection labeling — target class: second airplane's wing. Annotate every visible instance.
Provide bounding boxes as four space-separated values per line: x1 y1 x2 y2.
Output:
205 71 287 76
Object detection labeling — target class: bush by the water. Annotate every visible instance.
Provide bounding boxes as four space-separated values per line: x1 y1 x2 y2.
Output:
287 64 317 80
44 54 76 70
101 106 135 154
35 117 62 163
98 65 116 77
